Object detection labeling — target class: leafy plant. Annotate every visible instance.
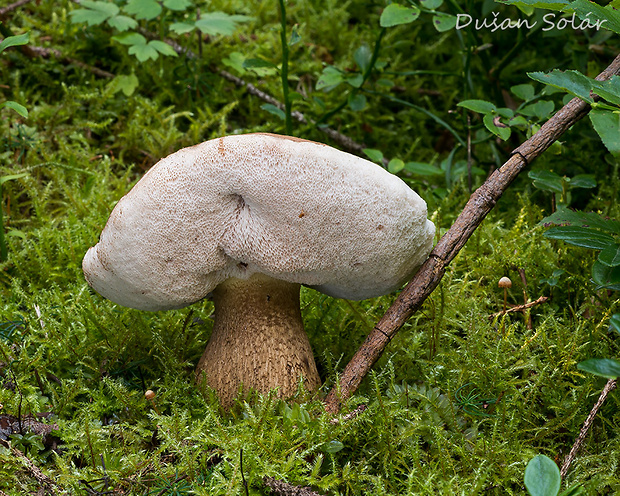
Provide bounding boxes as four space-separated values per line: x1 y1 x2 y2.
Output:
577 314 620 379
525 454 584 496
0 30 29 118
529 170 597 209
70 0 251 62
541 209 620 290
528 70 620 157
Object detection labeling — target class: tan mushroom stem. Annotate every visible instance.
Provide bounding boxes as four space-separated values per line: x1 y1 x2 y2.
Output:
196 273 321 407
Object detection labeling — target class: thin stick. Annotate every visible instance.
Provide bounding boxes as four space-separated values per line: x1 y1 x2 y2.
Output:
560 379 617 478
323 53 620 414
240 448 249 496
135 28 369 155
488 295 550 319
0 440 58 495
0 0 32 17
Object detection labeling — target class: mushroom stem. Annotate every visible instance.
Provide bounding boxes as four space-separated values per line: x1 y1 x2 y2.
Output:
196 273 321 407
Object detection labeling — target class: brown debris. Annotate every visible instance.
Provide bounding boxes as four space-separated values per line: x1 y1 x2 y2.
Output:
263 477 326 496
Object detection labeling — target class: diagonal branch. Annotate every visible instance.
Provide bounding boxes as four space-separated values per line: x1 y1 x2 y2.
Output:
323 53 620 414
560 378 617 478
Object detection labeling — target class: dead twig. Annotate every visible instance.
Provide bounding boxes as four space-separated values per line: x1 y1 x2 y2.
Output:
0 439 58 495
487 295 550 319
263 477 326 496
137 29 369 156
21 45 115 79
329 404 367 425
0 0 32 18
560 379 617 478
323 53 620 414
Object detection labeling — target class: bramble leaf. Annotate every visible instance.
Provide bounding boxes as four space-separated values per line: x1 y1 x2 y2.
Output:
577 358 620 379
544 226 615 250
589 109 620 157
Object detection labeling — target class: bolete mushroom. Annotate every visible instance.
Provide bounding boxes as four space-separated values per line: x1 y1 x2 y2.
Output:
83 133 435 407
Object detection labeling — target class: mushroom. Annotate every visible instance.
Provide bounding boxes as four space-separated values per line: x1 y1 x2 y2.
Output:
498 276 512 314
83 133 435 407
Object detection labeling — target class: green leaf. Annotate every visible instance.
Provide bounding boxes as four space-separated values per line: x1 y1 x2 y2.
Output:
242 58 276 69
70 4 117 26
405 162 444 176
0 173 28 186
124 0 162 20
497 0 569 8
107 15 138 31
388 158 405 174
458 99 497 114
195 13 253 36
589 109 620 157
260 103 285 120
610 314 620 335
432 13 457 32
567 174 596 189
289 25 302 46
148 40 177 57
111 32 147 46
591 76 620 106
0 32 29 53
316 66 344 91
348 93 367 112
163 0 191 11
363 149 384 163
592 261 620 290
541 208 620 234
540 269 565 287
544 226 616 250
108 73 139 96
529 170 563 194
128 42 159 62
520 100 555 120
421 0 443 8
347 74 364 88
566 0 620 35
559 483 586 496
222 51 246 74
529 70 593 102
599 243 620 267
354 44 372 73
512 84 536 101
380 4 421 27
524 455 561 496
0 101 28 118
169 22 196 34
483 113 511 140
324 440 344 453
577 358 620 379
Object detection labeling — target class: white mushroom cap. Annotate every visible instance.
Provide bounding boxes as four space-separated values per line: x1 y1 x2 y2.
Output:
83 133 435 310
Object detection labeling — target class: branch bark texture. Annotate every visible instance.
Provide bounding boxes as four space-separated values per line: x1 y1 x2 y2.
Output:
323 53 620 414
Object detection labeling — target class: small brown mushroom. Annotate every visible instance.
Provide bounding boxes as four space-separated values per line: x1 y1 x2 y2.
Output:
498 277 512 317
144 390 159 413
